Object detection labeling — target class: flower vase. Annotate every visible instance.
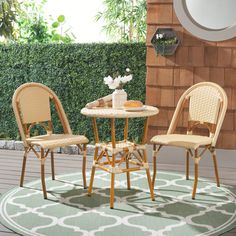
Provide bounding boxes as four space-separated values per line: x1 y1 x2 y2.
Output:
112 89 127 109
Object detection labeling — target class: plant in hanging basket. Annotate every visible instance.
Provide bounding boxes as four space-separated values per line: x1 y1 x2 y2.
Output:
151 28 180 56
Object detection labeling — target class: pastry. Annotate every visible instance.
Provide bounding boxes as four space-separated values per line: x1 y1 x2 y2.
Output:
124 100 143 108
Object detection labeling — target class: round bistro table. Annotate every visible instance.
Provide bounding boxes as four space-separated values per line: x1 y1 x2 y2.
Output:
81 105 159 208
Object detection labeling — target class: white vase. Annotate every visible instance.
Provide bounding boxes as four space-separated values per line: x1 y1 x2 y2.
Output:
112 89 127 109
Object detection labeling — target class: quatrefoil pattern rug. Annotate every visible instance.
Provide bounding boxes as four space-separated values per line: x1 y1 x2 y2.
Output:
0 171 236 236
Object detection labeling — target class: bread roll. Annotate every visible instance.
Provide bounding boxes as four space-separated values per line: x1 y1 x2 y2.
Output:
124 100 143 108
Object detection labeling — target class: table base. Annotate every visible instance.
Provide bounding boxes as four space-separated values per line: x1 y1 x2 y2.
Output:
88 140 155 208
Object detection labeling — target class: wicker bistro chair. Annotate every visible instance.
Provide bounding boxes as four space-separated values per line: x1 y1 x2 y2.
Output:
12 83 89 199
151 82 228 199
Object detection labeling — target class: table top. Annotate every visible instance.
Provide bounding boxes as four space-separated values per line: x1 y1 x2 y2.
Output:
81 105 159 118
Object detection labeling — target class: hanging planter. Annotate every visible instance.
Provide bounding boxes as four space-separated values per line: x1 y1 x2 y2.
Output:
151 28 180 56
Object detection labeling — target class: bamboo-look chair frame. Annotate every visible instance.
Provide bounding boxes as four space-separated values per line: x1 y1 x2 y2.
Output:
12 82 88 199
151 82 228 199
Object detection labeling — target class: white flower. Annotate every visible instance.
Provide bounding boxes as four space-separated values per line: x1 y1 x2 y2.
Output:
126 74 132 82
103 69 132 90
121 74 132 83
108 76 121 89
156 33 164 39
114 76 121 86
108 83 117 89
120 76 127 83
104 76 113 85
126 68 130 73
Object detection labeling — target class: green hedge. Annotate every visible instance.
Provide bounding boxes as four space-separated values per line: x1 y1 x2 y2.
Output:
0 43 146 143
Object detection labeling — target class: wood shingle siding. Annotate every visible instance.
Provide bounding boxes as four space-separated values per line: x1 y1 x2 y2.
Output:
146 0 236 149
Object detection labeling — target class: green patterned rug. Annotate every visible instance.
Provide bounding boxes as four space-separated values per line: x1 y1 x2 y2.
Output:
0 171 236 236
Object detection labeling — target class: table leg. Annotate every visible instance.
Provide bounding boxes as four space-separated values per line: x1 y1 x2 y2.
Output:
124 118 128 141
110 171 115 209
142 117 149 144
92 117 99 143
110 118 116 208
126 153 131 190
124 118 131 189
111 118 116 148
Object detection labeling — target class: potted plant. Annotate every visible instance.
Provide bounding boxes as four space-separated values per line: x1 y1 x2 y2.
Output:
151 28 180 56
104 68 133 109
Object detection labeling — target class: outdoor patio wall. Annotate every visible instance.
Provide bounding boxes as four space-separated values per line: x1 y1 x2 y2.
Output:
0 43 146 142
145 0 236 149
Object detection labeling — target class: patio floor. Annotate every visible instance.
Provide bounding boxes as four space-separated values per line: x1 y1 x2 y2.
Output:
0 148 235 236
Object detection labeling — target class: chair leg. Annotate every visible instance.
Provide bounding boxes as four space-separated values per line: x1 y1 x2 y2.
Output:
20 148 28 187
82 144 87 189
88 166 96 195
152 145 158 189
41 160 47 199
40 149 47 199
126 154 131 190
186 149 190 180
211 149 220 187
146 168 155 201
110 173 115 209
51 151 55 180
192 149 199 200
88 146 98 196
143 149 155 201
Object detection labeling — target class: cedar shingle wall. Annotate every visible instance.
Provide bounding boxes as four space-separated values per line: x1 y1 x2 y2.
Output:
146 0 236 149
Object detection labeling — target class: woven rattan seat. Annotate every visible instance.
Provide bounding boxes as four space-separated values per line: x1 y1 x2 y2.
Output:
151 82 228 200
151 134 212 149
12 82 89 199
27 134 89 149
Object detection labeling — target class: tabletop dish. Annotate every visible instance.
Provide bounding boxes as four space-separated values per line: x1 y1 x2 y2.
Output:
123 105 147 112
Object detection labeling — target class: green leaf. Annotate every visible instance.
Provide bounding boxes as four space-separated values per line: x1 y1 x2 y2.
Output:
52 33 61 41
95 0 146 42
57 15 65 23
52 22 59 28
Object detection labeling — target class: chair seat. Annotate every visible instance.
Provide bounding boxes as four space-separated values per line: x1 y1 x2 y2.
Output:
151 134 212 149
26 134 89 149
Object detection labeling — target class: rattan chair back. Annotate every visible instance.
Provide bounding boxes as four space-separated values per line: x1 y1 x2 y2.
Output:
12 83 72 146
168 82 227 147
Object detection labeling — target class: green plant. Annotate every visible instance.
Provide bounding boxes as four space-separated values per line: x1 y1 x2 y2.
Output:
16 0 75 43
50 15 76 43
96 0 146 42
0 132 11 140
0 43 146 142
152 33 177 46
151 28 180 56
0 0 20 40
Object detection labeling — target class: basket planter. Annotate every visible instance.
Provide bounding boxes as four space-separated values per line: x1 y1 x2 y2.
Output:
151 28 180 56
152 43 179 56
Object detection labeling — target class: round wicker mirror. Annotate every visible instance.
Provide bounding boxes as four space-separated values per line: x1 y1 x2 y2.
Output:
174 0 236 41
